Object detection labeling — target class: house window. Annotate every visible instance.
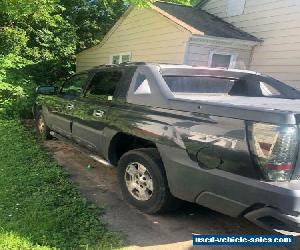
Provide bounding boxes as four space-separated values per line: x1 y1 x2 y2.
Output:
110 52 131 64
121 54 130 63
112 55 120 64
209 52 237 69
226 0 246 17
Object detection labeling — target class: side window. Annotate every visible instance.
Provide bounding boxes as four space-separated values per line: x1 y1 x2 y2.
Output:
62 74 89 97
87 70 122 100
134 73 151 95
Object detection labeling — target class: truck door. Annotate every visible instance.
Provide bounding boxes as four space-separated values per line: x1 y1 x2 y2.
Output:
71 69 123 155
43 73 90 138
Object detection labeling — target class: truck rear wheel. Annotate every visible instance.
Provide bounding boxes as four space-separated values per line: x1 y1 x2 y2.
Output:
117 148 179 214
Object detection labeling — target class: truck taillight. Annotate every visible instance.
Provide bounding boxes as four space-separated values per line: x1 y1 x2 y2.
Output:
247 122 298 182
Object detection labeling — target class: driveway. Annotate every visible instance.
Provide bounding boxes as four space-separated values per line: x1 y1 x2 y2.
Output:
44 139 290 250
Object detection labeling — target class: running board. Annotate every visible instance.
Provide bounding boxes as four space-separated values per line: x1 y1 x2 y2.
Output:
50 131 114 168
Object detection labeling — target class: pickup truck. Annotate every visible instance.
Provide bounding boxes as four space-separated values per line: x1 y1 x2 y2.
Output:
34 62 300 234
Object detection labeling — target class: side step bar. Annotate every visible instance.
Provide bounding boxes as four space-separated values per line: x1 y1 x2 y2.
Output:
50 131 114 168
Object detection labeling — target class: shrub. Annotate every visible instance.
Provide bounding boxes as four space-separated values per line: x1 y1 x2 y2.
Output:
0 54 36 119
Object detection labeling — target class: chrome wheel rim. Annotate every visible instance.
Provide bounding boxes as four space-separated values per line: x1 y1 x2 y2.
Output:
124 162 153 201
38 116 45 134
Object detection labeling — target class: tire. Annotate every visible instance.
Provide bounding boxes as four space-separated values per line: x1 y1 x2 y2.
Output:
36 112 52 140
118 148 179 214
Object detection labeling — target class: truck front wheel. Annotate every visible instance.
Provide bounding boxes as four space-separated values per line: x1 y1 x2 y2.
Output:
117 148 178 214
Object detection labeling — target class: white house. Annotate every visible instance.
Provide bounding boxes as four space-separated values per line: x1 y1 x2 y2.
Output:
198 0 300 89
76 0 300 88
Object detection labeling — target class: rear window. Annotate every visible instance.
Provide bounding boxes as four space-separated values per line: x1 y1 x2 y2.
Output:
164 76 235 95
162 69 300 99
163 75 300 100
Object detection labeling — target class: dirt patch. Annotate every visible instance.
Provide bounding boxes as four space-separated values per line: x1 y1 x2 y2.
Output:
44 139 291 250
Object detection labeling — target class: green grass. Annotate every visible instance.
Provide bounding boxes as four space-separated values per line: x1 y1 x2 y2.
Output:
0 119 123 250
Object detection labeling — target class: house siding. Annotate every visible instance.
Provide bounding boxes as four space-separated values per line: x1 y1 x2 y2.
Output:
201 0 300 88
185 36 254 69
76 7 191 72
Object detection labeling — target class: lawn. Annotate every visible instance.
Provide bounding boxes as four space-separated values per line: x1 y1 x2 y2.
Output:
0 119 122 250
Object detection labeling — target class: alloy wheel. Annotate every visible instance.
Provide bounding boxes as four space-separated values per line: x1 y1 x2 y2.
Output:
124 162 154 201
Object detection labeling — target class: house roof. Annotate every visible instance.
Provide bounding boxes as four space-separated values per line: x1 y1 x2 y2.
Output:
153 1 261 42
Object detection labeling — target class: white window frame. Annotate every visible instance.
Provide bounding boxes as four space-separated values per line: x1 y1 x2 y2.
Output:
110 52 132 64
208 50 238 69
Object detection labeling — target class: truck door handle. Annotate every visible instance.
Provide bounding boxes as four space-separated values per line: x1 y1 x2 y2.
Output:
93 110 104 118
66 104 74 110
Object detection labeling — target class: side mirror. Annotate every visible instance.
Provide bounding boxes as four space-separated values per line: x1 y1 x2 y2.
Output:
36 86 57 95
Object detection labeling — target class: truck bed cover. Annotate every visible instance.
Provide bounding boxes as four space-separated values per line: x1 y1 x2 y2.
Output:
174 95 300 113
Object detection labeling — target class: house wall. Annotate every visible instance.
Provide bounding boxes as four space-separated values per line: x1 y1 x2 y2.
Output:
76 7 191 72
185 36 254 69
201 0 300 88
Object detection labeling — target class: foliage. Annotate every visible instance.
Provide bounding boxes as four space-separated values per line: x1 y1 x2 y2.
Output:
0 119 123 249
0 0 75 118
61 0 127 51
0 0 193 118
0 54 36 118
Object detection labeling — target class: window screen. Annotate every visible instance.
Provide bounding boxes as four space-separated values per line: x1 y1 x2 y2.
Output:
211 54 232 69
164 76 235 95
87 71 122 97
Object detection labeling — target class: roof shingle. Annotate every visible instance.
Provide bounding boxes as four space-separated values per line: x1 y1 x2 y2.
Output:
154 1 261 42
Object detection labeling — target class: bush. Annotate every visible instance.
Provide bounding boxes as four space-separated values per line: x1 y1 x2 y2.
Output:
0 54 37 119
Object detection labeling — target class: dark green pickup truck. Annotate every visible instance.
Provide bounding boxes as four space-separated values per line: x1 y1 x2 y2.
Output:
34 62 300 234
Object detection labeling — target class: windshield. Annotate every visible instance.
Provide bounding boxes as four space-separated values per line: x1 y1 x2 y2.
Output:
163 75 300 99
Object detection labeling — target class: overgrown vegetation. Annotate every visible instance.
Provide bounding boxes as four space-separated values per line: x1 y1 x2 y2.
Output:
0 119 123 249
0 0 126 118
0 0 193 119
